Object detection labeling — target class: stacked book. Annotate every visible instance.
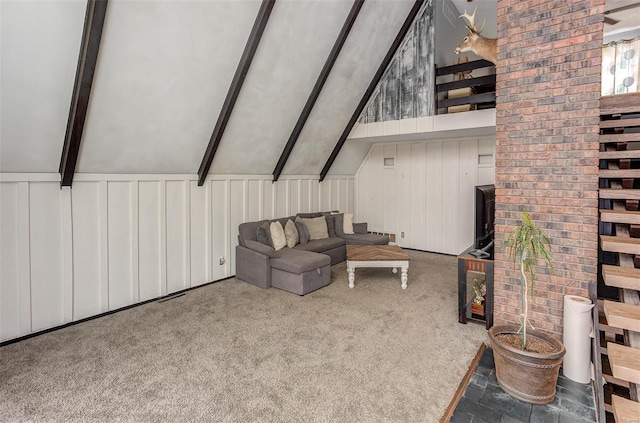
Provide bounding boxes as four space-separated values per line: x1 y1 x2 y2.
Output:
447 87 476 114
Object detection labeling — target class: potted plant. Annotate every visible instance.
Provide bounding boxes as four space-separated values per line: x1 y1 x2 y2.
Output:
488 207 566 405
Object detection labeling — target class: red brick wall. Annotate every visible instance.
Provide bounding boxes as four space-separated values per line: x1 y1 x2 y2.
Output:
494 0 604 336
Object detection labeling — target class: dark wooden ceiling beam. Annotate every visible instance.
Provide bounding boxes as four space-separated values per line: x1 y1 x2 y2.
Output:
198 0 275 186
319 0 424 182
59 0 108 187
272 0 364 182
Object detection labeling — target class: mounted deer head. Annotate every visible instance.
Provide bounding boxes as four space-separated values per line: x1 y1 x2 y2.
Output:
455 6 497 65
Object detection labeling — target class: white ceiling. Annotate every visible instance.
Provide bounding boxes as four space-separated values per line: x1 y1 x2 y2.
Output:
603 0 640 39
0 0 416 177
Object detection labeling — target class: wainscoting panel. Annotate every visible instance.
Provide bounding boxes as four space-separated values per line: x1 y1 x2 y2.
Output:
458 140 478 253
0 182 30 340
0 174 354 342
71 181 107 320
190 180 210 288
425 141 444 253
410 142 427 249
108 181 138 310
138 181 166 302
166 180 190 294
355 136 495 255
211 180 228 282
29 182 68 332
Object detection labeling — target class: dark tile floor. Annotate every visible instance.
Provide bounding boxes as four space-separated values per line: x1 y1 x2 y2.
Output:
450 347 597 423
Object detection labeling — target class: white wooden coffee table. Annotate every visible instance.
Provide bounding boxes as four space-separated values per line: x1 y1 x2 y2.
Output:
346 245 410 289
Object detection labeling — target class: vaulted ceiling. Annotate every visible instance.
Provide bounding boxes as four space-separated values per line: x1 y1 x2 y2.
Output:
1 0 419 179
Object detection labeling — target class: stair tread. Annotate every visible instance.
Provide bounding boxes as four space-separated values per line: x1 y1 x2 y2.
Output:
603 265 640 290
602 355 631 388
600 189 640 200
601 235 640 255
603 300 640 332
600 150 640 159
608 342 640 385
601 210 640 225
600 133 640 143
600 169 640 179
600 117 640 129
612 395 640 423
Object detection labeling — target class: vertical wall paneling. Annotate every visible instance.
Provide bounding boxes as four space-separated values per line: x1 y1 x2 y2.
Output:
371 146 384 231
382 143 397 234
478 138 495 185
355 153 372 224
71 182 104 320
107 182 136 309
458 140 478 252
138 181 164 301
166 180 190 293
300 180 310 213
0 174 354 342
29 183 65 331
17 183 31 335
311 179 320 213
61 187 73 323
131 181 140 302
396 144 411 247
276 180 289 218
190 181 209 287
263 180 274 220
289 179 300 216
0 182 19 339
410 143 427 249
425 141 443 252
331 178 340 211
346 178 354 213
229 180 245 276
441 142 460 254
320 180 331 212
98 181 109 309
208 180 226 281
247 180 262 222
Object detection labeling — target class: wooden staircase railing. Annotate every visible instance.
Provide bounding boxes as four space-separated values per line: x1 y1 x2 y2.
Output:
598 92 640 423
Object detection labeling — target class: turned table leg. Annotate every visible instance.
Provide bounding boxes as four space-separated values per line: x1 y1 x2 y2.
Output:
401 267 408 289
347 265 355 288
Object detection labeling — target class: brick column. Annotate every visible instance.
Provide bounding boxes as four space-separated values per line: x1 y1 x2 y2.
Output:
494 0 604 336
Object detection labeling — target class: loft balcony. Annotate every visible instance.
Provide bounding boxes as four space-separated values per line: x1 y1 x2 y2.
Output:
348 59 496 143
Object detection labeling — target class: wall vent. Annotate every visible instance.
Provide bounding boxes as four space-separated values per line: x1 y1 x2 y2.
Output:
443 0 457 28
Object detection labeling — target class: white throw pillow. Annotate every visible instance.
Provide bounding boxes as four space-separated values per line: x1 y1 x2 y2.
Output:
284 219 299 248
343 213 354 234
270 221 287 251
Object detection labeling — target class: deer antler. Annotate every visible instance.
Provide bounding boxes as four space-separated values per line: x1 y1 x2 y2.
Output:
460 6 481 33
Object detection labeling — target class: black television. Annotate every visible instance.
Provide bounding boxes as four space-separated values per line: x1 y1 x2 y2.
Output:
472 184 495 258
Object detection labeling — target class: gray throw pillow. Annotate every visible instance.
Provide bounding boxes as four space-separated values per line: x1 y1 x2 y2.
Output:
244 240 279 258
256 222 273 248
294 217 310 245
333 213 345 236
325 215 337 238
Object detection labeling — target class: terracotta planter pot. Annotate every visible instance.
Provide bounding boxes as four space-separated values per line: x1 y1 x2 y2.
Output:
489 324 566 405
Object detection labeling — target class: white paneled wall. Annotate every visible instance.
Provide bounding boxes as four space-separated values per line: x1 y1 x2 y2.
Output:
355 137 495 255
0 174 353 342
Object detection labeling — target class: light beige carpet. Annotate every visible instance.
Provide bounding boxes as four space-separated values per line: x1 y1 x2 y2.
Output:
0 250 488 422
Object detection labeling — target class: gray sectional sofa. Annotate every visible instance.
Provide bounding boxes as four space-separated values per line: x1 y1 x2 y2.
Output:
236 212 388 295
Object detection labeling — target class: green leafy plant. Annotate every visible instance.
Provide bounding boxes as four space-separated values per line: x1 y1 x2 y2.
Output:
503 206 553 350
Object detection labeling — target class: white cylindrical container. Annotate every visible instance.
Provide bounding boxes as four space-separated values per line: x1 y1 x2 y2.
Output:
562 295 595 384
